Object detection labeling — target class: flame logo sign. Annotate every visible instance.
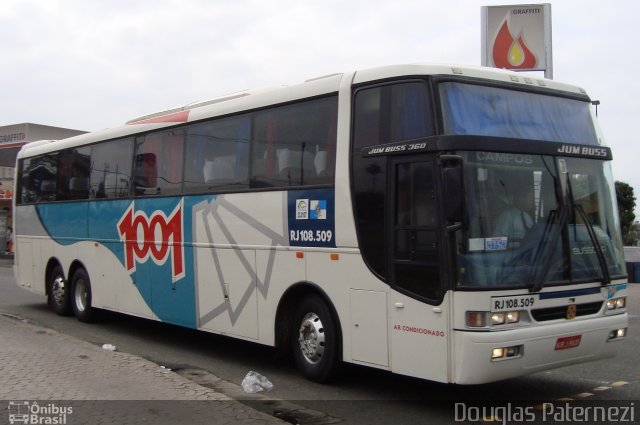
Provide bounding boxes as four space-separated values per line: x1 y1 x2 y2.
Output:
492 19 537 69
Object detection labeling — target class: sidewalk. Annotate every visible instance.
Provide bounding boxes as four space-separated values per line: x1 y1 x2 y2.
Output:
0 313 285 424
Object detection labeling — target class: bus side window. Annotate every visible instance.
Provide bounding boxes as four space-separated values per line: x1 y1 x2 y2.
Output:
183 116 250 193
21 154 58 203
251 96 337 188
133 131 184 196
55 148 91 200
353 81 433 151
89 137 133 199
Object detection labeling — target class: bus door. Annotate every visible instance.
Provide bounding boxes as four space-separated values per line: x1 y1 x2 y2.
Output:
387 154 449 381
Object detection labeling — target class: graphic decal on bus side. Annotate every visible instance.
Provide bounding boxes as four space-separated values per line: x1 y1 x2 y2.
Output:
36 197 199 329
117 200 185 282
34 188 335 333
112 196 199 328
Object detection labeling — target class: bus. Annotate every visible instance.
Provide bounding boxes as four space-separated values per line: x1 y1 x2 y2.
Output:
13 63 628 384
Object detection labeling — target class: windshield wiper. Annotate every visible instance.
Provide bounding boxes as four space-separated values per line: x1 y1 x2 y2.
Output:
528 207 567 293
573 204 611 286
528 157 567 293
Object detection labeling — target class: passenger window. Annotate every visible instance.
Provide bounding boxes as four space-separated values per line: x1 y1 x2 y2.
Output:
18 149 93 203
90 138 134 198
55 147 91 200
183 115 250 193
133 130 184 196
19 154 58 203
251 96 337 188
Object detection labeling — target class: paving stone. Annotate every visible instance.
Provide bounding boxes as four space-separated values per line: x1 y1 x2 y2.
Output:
0 314 285 424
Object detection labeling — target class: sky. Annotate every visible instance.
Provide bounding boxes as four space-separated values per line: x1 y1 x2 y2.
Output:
1 0 639 208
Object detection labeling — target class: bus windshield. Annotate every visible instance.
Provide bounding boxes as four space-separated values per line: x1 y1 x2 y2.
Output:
456 151 626 288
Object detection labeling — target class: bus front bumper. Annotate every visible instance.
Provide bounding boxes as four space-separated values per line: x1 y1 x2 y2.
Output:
452 313 628 385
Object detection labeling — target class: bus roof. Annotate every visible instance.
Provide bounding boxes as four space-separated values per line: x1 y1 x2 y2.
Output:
18 63 589 159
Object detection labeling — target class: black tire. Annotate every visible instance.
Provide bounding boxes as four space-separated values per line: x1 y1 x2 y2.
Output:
291 294 339 382
71 268 95 323
48 264 72 316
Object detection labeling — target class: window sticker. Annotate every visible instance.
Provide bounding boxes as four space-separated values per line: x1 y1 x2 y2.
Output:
486 237 508 251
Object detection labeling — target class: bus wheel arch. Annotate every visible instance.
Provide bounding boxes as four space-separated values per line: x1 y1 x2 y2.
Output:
46 258 71 316
275 282 342 382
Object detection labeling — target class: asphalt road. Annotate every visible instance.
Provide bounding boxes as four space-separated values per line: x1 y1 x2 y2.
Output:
1 261 638 424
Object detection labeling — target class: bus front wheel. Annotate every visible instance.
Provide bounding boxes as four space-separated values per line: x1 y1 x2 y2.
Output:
48 265 71 316
291 294 338 383
71 268 95 323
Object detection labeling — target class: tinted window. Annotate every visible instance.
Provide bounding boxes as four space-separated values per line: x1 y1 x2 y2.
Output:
133 130 184 196
18 148 92 203
353 81 433 151
351 81 433 279
17 96 337 203
184 116 250 193
251 96 337 188
90 138 133 198
19 154 58 203
393 160 440 300
57 147 91 200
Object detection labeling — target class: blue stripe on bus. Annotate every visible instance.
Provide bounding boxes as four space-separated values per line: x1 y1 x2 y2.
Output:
538 287 601 299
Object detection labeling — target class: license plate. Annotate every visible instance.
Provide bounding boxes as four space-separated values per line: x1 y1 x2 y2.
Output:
555 335 582 350
491 294 537 311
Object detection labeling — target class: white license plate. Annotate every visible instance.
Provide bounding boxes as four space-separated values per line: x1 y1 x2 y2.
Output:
491 295 537 311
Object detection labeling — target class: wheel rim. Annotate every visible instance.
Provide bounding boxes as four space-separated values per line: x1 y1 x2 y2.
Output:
52 277 66 306
297 312 325 364
74 278 87 312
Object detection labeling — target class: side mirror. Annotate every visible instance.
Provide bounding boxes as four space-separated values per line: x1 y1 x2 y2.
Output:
440 155 465 230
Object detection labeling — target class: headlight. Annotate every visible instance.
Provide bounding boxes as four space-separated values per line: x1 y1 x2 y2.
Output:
491 313 506 325
467 311 521 328
607 297 626 310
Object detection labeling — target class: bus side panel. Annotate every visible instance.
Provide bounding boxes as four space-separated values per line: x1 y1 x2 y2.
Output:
23 200 159 320
306 252 390 369
15 205 59 294
256 249 305 346
196 247 259 339
388 290 450 382
191 192 289 341
15 238 35 291
89 200 129 313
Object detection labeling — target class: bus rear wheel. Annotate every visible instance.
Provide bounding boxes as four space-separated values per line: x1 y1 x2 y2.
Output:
71 268 95 323
291 294 339 383
48 265 71 316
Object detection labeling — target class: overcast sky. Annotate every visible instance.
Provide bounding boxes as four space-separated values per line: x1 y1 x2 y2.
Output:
2 0 639 206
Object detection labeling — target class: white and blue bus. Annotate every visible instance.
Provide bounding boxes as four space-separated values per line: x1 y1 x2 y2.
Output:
14 63 628 384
